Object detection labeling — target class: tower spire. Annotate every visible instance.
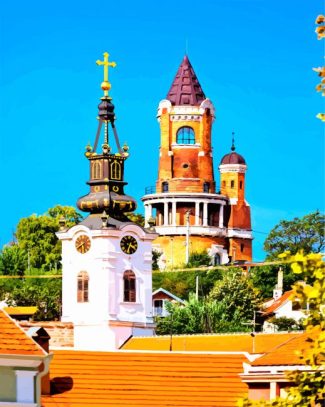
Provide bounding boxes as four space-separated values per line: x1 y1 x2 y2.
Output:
231 131 236 152
166 55 205 106
77 52 136 219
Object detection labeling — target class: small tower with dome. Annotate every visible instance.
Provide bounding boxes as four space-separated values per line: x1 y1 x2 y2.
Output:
219 134 252 262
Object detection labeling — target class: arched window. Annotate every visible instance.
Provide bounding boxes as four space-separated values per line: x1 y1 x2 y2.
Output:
92 161 102 179
123 270 136 302
162 182 169 192
77 271 89 303
111 160 121 180
176 127 195 144
231 180 235 189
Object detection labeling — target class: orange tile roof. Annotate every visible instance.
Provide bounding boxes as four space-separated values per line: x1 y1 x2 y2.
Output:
252 331 320 366
0 308 46 356
4 306 38 316
262 290 294 315
121 332 303 354
42 350 248 406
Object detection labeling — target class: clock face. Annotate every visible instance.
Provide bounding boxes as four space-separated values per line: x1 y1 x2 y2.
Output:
120 235 138 255
75 235 91 254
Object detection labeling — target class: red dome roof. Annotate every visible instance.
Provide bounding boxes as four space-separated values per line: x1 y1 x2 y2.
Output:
220 151 246 165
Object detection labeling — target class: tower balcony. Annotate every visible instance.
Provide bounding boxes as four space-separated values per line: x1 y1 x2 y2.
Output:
142 192 228 231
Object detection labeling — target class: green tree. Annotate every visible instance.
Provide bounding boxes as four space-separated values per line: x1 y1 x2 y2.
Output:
152 249 162 270
155 269 261 335
267 316 304 332
0 276 62 321
264 211 325 260
152 268 222 300
249 264 297 299
238 252 325 407
0 244 27 275
209 269 261 326
14 205 82 271
155 294 252 336
185 251 211 268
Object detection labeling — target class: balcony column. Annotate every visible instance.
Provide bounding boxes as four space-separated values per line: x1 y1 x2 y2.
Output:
195 201 200 226
203 202 208 226
144 204 152 227
219 204 224 228
172 201 177 226
164 201 169 226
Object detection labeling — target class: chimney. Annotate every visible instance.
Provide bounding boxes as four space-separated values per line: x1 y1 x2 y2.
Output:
27 327 51 395
273 267 283 300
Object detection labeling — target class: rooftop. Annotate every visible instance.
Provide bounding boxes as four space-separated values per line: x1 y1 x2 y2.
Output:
41 350 248 406
121 332 303 354
166 55 206 106
0 308 46 356
252 331 321 366
262 290 294 315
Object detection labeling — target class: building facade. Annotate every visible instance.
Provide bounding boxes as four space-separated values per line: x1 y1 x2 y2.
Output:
142 56 253 267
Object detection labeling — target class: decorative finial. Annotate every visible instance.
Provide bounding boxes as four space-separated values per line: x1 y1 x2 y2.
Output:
231 131 235 151
96 52 117 96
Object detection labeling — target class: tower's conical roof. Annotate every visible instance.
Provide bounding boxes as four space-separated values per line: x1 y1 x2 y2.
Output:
166 56 206 106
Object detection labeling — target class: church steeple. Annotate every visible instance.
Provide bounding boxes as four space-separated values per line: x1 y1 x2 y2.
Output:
166 55 206 106
76 52 136 220
58 53 157 350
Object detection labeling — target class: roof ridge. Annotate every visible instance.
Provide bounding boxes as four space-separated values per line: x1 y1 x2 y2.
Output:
132 331 303 339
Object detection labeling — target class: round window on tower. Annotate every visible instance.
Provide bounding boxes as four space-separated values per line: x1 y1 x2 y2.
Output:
182 163 189 169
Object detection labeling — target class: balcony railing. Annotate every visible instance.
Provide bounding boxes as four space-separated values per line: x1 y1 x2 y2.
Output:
144 185 222 195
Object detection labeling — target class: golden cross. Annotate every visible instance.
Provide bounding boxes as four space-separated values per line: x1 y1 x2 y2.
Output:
96 52 117 96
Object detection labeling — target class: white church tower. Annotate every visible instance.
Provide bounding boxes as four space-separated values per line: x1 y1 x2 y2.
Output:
57 52 157 350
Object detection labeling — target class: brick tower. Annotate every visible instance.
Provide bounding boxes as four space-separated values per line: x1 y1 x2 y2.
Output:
142 56 252 268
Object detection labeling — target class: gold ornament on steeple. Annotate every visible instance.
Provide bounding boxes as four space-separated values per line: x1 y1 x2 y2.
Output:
96 52 117 96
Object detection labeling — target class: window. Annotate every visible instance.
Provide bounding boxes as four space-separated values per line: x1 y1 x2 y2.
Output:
162 182 169 192
222 180 226 188
154 299 163 316
239 181 243 189
214 254 221 266
176 127 195 144
123 270 136 302
111 160 121 180
203 182 210 193
240 243 244 253
92 161 102 179
231 180 235 188
77 271 89 303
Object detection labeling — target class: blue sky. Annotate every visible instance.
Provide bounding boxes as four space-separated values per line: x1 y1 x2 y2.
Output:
0 0 324 261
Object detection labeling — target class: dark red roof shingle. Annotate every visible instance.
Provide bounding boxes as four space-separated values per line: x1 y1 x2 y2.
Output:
166 55 206 106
